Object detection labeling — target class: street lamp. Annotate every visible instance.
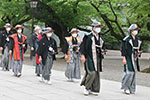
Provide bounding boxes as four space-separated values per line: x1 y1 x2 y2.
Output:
30 0 38 8
30 0 38 34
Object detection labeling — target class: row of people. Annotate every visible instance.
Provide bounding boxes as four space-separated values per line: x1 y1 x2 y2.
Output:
0 24 28 77
0 21 142 96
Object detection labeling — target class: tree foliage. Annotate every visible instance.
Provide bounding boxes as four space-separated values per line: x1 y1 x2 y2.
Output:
0 0 30 27
0 0 150 49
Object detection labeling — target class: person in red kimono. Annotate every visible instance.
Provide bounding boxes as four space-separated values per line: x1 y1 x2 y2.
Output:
9 25 28 77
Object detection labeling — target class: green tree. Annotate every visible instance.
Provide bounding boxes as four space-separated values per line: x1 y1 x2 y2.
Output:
0 0 150 48
0 0 31 27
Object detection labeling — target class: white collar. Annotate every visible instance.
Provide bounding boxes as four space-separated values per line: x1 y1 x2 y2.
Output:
18 34 21 38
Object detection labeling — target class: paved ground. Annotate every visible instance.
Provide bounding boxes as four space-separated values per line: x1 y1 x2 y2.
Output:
22 50 150 87
0 50 150 100
0 64 150 100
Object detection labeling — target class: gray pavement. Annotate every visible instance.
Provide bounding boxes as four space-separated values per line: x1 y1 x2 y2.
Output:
0 64 150 100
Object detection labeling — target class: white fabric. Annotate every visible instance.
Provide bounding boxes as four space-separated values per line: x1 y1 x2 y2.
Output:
91 36 97 71
94 28 101 33
6 37 9 42
17 29 22 33
4 23 11 27
34 26 41 31
72 34 77 37
15 25 23 29
70 28 79 33
47 33 52 37
91 19 102 26
18 34 21 38
6 28 11 31
128 24 138 32
132 30 138 35
49 47 53 51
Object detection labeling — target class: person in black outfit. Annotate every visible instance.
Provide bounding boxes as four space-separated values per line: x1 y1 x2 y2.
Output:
37 27 58 85
80 20 105 96
0 23 14 71
29 26 41 66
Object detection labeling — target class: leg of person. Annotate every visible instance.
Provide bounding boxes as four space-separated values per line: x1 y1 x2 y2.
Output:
1 54 5 70
89 71 100 95
84 71 96 90
83 71 96 95
32 56 36 66
89 56 101 95
73 54 81 80
17 60 23 77
11 57 15 74
42 54 52 84
81 70 89 96
47 55 53 85
129 72 136 94
6 54 11 71
5 47 9 71
121 71 134 95
80 63 88 86
0 54 3 68
42 64 49 83
121 72 130 94
5 56 9 71
39 63 44 82
80 62 96 95
39 63 43 75
13 60 19 76
65 63 75 81
8 55 12 69
5 49 9 71
35 64 40 76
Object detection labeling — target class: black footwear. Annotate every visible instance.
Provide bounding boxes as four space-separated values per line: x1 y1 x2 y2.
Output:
36 74 40 77
130 92 135 94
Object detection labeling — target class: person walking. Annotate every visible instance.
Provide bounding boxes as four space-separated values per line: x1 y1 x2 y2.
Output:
29 26 41 66
80 20 105 96
0 23 14 71
121 24 142 95
35 28 45 77
9 25 28 77
63 28 81 82
37 27 58 85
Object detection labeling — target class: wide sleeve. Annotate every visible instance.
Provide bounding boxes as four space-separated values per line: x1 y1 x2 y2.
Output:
121 40 127 56
62 39 69 54
8 37 14 51
101 37 105 50
24 39 28 53
29 34 34 47
37 40 43 57
0 31 4 47
53 39 58 54
80 35 88 55
35 38 40 51
139 39 142 51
